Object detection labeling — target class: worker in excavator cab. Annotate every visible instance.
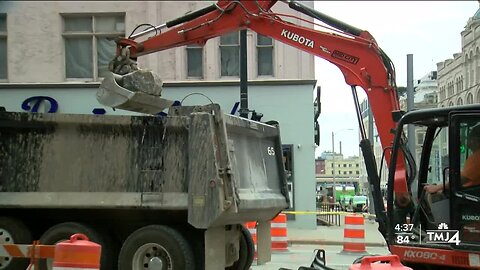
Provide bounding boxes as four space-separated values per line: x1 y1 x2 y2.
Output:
425 124 480 194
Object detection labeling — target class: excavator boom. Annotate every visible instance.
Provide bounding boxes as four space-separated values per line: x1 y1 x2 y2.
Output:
112 0 409 199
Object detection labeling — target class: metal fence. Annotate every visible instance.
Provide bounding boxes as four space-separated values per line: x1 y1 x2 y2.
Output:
316 202 341 226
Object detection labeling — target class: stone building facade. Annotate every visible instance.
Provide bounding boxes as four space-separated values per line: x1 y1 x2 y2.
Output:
437 8 480 107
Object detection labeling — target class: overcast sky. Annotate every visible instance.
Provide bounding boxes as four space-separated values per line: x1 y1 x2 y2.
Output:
312 1 479 158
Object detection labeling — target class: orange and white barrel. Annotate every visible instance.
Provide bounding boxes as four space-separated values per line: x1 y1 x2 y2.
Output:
341 214 367 254
245 221 257 261
52 234 101 270
271 214 288 252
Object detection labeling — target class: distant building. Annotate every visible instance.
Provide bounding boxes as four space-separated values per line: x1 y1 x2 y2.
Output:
437 7 480 107
315 157 326 175
316 151 360 198
358 99 387 194
434 7 480 182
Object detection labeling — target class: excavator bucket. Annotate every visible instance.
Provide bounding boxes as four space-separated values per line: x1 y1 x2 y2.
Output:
96 71 175 115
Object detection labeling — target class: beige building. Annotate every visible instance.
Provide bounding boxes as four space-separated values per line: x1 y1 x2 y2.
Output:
0 1 314 83
316 152 360 189
324 155 360 179
437 8 480 107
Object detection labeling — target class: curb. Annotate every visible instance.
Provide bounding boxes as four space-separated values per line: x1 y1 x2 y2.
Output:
288 239 387 247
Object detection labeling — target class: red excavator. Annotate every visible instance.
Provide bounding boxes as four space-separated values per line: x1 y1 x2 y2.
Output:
102 1 480 269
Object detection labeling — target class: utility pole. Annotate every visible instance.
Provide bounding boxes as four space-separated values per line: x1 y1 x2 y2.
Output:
332 132 336 202
407 54 416 195
239 29 248 118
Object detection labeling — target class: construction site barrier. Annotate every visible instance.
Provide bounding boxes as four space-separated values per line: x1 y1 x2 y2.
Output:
282 210 376 219
53 233 101 270
316 202 341 226
341 214 368 254
245 213 290 262
349 255 412 270
0 233 101 270
245 221 258 261
271 213 288 252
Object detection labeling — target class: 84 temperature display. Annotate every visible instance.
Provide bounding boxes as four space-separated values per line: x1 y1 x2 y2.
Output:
394 223 414 244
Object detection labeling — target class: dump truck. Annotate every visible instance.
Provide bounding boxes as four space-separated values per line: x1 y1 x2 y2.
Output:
0 103 289 270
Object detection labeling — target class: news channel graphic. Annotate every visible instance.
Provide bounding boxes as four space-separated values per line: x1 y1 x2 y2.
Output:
394 222 461 245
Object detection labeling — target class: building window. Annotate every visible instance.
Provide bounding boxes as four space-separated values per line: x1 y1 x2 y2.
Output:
220 31 239 77
457 97 463 106
417 132 425 145
63 14 125 81
477 64 480 84
466 71 469 88
448 81 454 96
0 14 6 80
256 34 273 76
186 44 203 78
467 93 473 104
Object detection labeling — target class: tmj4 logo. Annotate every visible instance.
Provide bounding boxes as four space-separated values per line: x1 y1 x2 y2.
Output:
426 223 460 245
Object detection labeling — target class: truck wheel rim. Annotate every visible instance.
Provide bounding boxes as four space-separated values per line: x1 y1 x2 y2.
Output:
0 229 13 269
133 243 172 270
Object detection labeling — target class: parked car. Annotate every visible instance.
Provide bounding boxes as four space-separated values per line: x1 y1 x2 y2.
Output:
351 195 368 212
339 195 353 211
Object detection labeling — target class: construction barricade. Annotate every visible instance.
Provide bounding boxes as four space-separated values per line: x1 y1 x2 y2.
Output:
246 213 290 263
349 255 412 270
341 214 368 254
0 233 101 270
245 221 258 261
53 233 101 270
271 213 288 252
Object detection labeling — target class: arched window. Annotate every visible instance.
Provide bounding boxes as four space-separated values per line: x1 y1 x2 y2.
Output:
476 47 480 84
457 97 463 106
467 92 474 104
449 101 454 107
477 87 480 103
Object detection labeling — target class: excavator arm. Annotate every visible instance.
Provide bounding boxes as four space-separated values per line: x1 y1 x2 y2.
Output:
111 0 409 207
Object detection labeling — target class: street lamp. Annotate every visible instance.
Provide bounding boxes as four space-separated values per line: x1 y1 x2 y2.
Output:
332 128 354 202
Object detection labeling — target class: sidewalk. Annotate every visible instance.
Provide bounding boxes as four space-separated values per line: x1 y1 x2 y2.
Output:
286 218 387 247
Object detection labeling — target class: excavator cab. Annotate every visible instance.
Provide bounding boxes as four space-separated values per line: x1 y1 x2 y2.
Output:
386 105 480 268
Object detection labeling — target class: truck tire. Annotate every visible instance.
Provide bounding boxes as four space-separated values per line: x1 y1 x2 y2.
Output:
226 225 255 270
38 222 114 270
0 217 32 270
118 225 194 270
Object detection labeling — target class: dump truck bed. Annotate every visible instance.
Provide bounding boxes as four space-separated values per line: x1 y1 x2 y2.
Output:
0 104 289 228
